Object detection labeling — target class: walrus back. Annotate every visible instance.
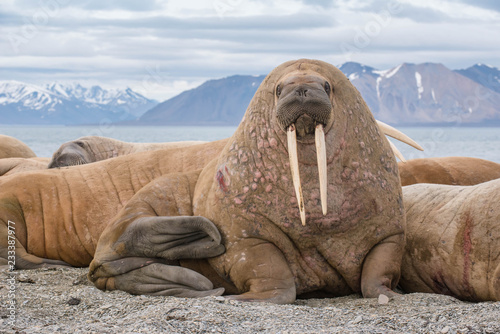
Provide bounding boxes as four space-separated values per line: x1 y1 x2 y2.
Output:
399 157 500 186
401 179 500 301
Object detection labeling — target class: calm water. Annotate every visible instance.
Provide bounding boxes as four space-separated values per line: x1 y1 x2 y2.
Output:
1 125 500 163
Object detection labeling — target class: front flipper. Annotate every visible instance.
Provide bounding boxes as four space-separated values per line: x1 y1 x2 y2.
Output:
361 233 404 298
94 261 224 297
214 240 296 304
90 172 225 298
90 216 225 297
116 215 225 260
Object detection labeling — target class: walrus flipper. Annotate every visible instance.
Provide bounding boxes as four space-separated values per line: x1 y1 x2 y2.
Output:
89 172 226 298
218 240 296 304
96 261 224 297
361 233 404 298
90 216 225 298
1 216 71 269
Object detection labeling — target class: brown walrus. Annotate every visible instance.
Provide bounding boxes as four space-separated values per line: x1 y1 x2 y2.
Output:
48 136 207 168
0 135 36 159
398 156 500 186
401 179 500 301
0 157 50 177
0 139 227 270
87 59 406 303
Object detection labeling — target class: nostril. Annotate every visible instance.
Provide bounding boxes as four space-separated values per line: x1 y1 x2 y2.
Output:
296 88 308 97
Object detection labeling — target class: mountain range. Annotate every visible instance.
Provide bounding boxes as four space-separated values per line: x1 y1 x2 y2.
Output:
136 62 500 126
0 82 157 125
2 62 500 126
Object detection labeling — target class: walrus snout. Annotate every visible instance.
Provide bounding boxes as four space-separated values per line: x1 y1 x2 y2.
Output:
277 75 332 226
276 83 332 134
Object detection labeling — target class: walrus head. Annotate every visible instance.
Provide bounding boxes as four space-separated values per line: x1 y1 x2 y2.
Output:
48 140 94 168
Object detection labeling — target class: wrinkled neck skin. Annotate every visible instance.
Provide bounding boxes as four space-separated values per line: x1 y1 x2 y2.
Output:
194 60 404 296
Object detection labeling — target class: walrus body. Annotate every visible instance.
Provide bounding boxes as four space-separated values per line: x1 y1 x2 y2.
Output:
401 179 500 301
89 59 405 303
0 135 36 159
0 140 227 268
0 157 50 177
48 136 207 168
398 157 500 186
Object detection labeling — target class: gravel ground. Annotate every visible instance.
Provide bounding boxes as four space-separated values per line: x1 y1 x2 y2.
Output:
0 267 499 334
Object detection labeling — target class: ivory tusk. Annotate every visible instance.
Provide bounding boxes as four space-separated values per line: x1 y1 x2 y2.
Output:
287 124 306 226
315 124 327 216
376 120 424 151
388 140 407 163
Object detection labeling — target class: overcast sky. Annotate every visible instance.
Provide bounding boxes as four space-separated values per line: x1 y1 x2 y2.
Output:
1 0 499 101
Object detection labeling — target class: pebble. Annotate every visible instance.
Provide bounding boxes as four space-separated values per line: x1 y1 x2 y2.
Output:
378 294 390 304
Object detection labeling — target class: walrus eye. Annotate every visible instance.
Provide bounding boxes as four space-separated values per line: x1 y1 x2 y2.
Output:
75 141 85 148
276 84 282 98
324 82 331 95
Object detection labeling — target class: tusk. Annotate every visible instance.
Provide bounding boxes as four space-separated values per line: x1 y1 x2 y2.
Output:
388 140 407 163
315 124 327 216
376 120 424 151
287 124 306 226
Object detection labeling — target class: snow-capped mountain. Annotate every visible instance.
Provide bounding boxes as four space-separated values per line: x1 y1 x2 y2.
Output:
0 82 157 125
342 62 500 125
135 62 500 126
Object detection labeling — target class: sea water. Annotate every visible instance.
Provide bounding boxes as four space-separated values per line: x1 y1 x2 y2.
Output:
1 125 499 163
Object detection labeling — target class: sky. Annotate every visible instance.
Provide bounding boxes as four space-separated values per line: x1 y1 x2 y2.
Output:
1 0 499 101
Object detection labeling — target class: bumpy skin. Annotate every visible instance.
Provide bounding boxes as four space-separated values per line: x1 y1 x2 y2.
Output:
401 179 500 301
90 59 405 303
48 136 207 168
0 135 36 159
398 157 500 186
0 157 50 177
0 140 227 269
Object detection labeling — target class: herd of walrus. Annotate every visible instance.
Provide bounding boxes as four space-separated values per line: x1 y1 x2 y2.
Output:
1 59 500 303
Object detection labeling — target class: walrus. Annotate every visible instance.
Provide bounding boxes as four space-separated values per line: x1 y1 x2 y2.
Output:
0 135 36 159
0 59 418 302
86 59 408 303
48 136 207 168
0 139 227 270
398 156 500 186
400 179 500 301
0 157 50 177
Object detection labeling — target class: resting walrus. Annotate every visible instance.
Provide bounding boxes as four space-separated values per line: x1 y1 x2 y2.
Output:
87 59 407 303
398 156 500 186
48 136 207 168
0 139 227 270
0 59 419 302
401 179 500 301
0 135 36 159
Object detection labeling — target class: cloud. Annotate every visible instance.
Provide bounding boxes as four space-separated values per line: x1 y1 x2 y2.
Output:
354 0 449 22
457 0 500 12
300 0 336 9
